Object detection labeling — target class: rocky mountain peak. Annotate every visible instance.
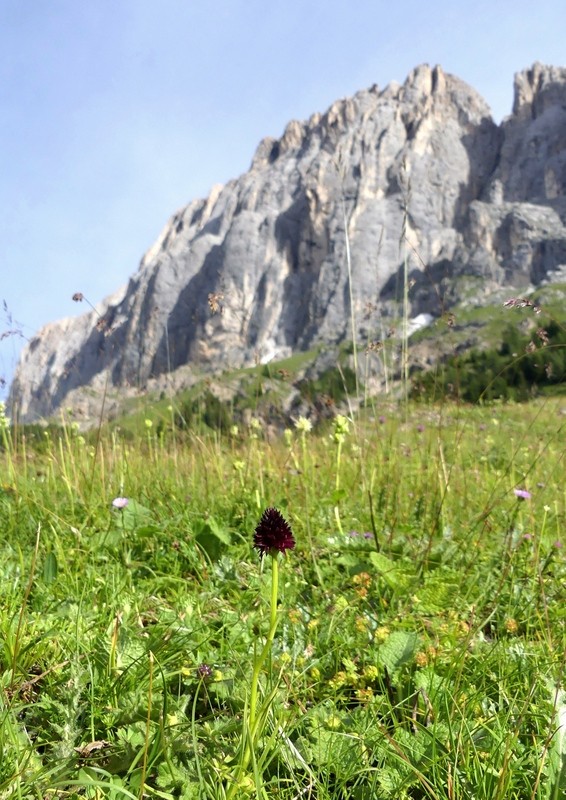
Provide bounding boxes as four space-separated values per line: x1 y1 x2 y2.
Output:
512 62 566 119
8 64 566 424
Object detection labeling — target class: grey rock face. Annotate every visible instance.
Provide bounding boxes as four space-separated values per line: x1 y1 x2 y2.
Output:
9 63 566 422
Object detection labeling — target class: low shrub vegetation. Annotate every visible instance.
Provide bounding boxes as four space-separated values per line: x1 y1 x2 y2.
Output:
412 321 566 403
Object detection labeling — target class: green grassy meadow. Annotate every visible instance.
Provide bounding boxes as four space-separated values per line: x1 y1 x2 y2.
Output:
0 398 565 799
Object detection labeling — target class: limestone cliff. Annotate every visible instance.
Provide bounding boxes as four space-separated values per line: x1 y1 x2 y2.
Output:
9 63 566 422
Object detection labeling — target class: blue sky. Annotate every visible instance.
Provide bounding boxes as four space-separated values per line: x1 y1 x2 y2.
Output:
1 0 565 395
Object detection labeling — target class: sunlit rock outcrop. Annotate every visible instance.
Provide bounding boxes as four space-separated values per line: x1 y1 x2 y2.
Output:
9 63 566 421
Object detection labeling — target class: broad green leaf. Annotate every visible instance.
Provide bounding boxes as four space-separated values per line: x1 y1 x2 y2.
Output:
195 518 231 560
379 631 418 673
42 551 58 584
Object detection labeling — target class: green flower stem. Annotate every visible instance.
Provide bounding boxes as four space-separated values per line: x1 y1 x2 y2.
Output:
227 553 279 799
249 553 279 735
334 437 344 535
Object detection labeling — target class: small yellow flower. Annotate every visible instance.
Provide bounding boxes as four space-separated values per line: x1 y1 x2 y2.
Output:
355 687 374 702
288 609 302 624
307 618 319 631
353 572 372 588
415 651 429 667
329 671 348 689
505 618 518 634
334 596 349 612
326 714 341 729
363 665 379 681
145 418 153 429
355 616 368 633
375 626 390 642
310 666 321 681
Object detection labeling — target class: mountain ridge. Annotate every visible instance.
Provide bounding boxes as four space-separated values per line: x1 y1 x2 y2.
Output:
9 62 566 422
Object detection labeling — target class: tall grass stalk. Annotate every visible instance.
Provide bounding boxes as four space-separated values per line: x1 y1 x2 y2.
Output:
341 194 360 405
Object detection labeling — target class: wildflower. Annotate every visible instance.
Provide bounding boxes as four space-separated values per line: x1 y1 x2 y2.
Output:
332 414 350 443
253 507 295 557
505 618 518 634
144 419 153 429
352 572 372 588
416 424 425 433
378 415 386 424
112 497 129 509
294 415 312 433
329 671 348 689
514 488 532 500
375 626 390 642
352 530 371 539
415 651 429 667
196 663 213 680
503 297 542 314
0 402 10 430
334 595 349 612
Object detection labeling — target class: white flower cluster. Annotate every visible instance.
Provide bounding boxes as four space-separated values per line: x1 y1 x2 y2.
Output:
0 401 10 430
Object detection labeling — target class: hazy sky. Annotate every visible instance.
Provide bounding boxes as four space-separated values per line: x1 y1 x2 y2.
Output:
1 0 565 395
